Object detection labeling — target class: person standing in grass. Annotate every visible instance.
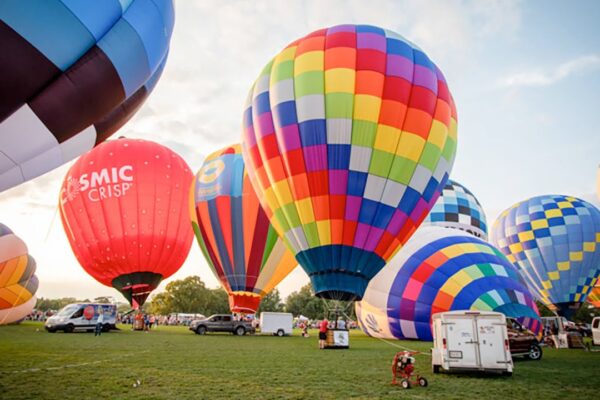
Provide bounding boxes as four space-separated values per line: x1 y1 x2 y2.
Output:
319 318 329 349
95 307 104 337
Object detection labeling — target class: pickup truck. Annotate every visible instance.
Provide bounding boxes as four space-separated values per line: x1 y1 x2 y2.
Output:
189 314 255 336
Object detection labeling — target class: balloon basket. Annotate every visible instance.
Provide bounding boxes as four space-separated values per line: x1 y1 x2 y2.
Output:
133 320 145 331
324 329 349 349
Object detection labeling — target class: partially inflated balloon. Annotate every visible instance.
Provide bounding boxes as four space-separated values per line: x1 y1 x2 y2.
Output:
242 24 457 300
59 138 193 307
190 145 297 313
423 180 487 239
355 227 540 341
492 195 600 318
0 0 174 192
587 284 600 308
0 223 38 325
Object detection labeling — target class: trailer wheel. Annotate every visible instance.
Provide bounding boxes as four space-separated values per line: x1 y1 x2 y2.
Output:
400 379 410 389
418 377 428 387
502 370 513 377
432 365 440 374
276 329 284 337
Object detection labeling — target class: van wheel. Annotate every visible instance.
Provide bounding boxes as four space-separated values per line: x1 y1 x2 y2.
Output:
64 324 74 333
502 370 513 377
102 324 110 332
276 329 284 337
527 343 542 360
235 326 245 336
432 365 441 374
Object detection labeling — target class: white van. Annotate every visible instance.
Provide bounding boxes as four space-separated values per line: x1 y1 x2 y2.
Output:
259 312 293 336
45 303 117 333
431 311 513 375
592 317 600 346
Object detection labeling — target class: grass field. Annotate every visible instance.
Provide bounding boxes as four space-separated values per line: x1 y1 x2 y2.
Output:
0 322 598 399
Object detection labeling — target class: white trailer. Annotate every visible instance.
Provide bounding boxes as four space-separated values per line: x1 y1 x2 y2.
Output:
592 317 600 346
431 310 513 375
259 312 293 336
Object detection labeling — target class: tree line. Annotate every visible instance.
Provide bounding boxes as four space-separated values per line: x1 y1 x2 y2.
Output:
34 276 354 320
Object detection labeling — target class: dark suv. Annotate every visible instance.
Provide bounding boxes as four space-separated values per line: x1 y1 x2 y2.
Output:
506 318 542 360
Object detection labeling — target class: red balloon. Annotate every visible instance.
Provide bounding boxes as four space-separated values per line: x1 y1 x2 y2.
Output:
83 305 95 320
59 138 193 306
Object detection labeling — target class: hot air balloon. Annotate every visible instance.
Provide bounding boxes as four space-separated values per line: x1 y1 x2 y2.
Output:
59 138 193 307
190 145 297 313
0 223 39 325
355 227 541 341
587 284 600 308
492 195 600 318
0 0 174 192
423 180 487 239
241 24 457 300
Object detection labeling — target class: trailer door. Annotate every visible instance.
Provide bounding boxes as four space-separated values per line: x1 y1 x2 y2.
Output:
445 317 478 368
476 316 509 369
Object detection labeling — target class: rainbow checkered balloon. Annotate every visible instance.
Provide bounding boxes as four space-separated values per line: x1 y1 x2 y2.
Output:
355 226 540 341
492 195 600 318
242 25 457 300
423 180 487 239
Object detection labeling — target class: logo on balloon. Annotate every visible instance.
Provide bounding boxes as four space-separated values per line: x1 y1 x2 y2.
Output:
198 159 225 184
61 166 134 204
83 305 95 320
195 159 225 199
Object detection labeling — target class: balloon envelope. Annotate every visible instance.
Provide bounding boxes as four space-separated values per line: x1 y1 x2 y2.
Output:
59 138 193 306
0 0 174 192
587 284 600 308
491 195 600 318
423 180 487 239
190 145 297 313
0 223 39 325
242 24 457 300
356 227 541 341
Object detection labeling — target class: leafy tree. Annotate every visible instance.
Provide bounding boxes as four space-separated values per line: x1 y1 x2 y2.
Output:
93 296 112 304
572 303 597 323
35 297 79 311
147 276 229 315
257 289 284 314
284 284 326 319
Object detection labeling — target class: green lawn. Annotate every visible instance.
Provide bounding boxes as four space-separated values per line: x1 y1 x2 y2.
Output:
0 322 598 399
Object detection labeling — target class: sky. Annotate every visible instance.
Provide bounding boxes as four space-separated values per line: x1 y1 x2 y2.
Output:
1 0 599 303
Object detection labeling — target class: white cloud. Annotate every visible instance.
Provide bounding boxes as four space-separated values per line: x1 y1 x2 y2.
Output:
499 54 600 88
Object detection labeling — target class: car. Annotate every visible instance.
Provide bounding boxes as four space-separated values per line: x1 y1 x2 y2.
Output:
506 318 542 360
189 314 255 336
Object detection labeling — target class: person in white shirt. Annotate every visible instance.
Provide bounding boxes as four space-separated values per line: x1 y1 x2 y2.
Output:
95 307 105 336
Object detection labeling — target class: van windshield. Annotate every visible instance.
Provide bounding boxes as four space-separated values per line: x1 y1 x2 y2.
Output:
57 305 80 317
